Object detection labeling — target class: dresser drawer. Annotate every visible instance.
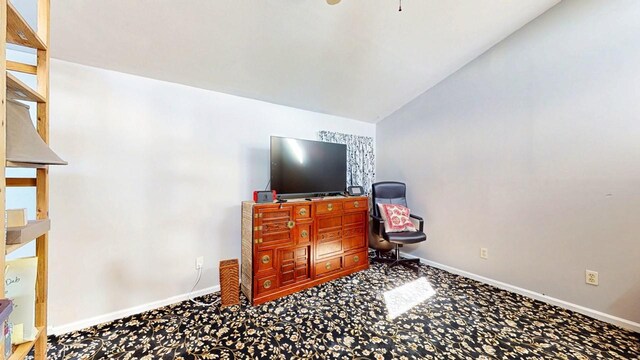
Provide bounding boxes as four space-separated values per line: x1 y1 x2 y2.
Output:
315 256 342 276
256 249 275 273
316 201 343 215
294 205 311 220
256 275 277 295
344 199 366 212
344 250 368 269
296 223 312 244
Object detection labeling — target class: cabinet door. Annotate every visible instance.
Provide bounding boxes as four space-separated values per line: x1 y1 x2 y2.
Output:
255 206 294 249
278 246 311 287
343 212 366 227
316 214 343 259
342 231 366 251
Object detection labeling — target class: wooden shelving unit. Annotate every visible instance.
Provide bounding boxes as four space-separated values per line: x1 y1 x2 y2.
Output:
1 0 51 359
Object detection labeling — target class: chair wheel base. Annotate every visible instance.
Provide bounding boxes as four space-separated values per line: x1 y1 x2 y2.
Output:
370 249 421 275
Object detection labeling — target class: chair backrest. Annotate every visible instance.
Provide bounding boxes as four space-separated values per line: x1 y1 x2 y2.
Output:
371 181 408 217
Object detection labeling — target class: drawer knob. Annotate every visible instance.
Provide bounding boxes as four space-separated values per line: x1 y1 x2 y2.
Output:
255 238 263 244
287 220 295 229
298 208 307 216
354 201 359 208
354 255 360 263
263 280 272 289
261 255 270 264
301 230 308 238
325 262 332 270
327 204 333 211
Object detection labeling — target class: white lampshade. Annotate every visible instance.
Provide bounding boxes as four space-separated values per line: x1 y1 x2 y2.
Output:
6 99 67 167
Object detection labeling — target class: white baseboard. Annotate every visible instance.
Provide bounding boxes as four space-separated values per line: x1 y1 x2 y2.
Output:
401 252 640 333
49 285 220 336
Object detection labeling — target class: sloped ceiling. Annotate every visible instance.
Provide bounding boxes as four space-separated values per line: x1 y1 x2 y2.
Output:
41 0 559 122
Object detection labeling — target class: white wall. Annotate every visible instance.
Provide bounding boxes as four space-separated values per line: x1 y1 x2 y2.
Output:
377 0 640 324
48 59 375 328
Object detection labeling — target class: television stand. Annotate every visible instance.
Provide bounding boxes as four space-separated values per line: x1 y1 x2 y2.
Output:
241 196 369 305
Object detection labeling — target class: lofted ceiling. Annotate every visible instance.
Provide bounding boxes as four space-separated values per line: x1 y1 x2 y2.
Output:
21 0 559 122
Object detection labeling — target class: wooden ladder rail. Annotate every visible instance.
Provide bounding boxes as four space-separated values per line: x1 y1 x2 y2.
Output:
0 0 50 358
0 0 8 356
34 0 50 358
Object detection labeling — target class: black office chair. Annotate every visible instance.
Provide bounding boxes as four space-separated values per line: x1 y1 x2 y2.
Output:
369 181 427 274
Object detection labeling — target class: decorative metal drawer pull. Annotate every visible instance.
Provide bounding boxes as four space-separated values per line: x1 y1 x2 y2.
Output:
261 255 270 264
287 220 295 229
354 255 360 263
325 262 332 270
354 201 359 208
255 238 263 244
263 280 272 289
327 204 333 211
299 208 307 216
301 230 308 238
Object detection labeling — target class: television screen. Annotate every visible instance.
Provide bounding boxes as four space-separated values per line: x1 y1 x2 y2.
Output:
270 136 347 197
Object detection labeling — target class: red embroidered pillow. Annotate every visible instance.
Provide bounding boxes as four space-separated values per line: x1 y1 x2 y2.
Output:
377 203 417 233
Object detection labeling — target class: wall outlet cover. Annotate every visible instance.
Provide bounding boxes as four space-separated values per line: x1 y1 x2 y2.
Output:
585 270 599 286
480 248 488 259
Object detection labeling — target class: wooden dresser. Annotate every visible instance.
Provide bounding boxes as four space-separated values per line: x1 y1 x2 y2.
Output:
241 196 369 305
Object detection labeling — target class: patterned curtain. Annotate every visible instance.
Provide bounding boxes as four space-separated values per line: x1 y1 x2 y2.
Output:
318 131 375 194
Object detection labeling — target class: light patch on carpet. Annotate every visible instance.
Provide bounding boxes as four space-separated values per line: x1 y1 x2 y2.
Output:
384 277 436 320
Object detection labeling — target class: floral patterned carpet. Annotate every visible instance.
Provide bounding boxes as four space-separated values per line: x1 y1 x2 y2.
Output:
36 256 639 359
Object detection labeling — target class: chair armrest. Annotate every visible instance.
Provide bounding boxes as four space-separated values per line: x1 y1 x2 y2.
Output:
370 215 385 237
409 214 424 232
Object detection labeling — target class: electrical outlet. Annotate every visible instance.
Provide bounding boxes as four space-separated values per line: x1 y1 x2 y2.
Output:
585 270 598 286
196 256 204 270
480 248 488 259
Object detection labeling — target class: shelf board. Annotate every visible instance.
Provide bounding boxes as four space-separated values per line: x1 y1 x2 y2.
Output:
6 1 47 50
6 60 38 75
6 72 46 103
8 326 45 360
6 219 51 254
6 177 37 187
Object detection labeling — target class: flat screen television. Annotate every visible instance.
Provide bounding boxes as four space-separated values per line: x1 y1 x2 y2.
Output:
270 136 347 198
